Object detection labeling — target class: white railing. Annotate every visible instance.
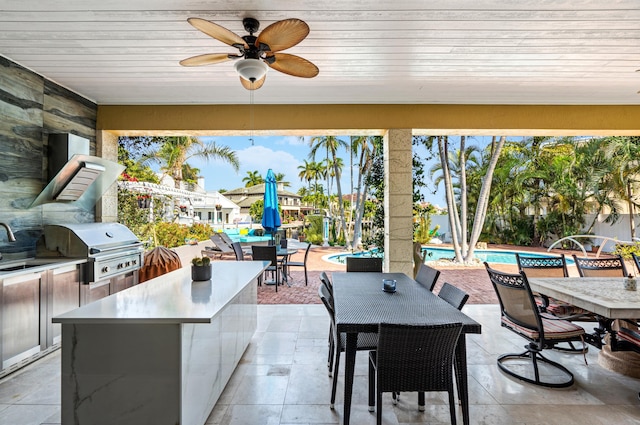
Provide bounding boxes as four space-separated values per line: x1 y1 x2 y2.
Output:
547 234 640 257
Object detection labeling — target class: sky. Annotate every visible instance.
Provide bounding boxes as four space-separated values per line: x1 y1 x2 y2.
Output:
190 135 450 207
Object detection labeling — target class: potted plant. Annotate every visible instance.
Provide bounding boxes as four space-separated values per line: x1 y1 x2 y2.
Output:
215 204 222 211
191 255 212 281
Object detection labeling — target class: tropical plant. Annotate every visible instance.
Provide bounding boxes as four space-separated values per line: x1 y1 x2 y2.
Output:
363 141 384 252
309 136 349 241
117 144 160 183
242 170 264 187
117 188 164 245
349 136 380 249
602 136 640 239
433 135 506 263
414 203 439 244
137 136 239 189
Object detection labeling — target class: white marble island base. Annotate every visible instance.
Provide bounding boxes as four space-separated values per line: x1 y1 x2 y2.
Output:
53 261 266 425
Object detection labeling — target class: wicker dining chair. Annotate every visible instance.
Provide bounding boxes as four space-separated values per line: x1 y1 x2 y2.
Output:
415 263 440 292
317 284 378 409
251 245 281 292
320 271 333 294
286 243 311 285
572 254 628 277
231 242 245 261
346 256 383 272
484 262 586 388
438 282 469 310
368 322 463 425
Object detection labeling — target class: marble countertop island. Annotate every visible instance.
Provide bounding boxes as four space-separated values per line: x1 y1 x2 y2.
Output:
53 260 267 425
54 261 267 324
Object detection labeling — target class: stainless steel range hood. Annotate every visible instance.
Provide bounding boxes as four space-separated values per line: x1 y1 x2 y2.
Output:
29 134 124 210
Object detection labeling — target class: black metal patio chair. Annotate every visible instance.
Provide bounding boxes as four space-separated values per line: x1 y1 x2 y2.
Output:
573 254 628 277
484 262 586 388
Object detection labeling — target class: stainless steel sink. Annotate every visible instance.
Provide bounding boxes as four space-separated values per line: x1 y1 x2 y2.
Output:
0 264 45 272
0 259 68 274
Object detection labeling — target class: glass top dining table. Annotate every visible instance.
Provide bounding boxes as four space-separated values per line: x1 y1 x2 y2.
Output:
332 271 481 425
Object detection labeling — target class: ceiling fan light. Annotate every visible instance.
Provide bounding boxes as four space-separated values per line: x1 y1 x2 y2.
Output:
235 59 268 82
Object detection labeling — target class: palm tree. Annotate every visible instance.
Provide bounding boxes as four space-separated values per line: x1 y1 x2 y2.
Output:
243 170 264 187
309 136 348 240
435 135 505 262
297 160 315 189
140 136 239 189
602 136 640 239
274 172 290 187
350 136 379 249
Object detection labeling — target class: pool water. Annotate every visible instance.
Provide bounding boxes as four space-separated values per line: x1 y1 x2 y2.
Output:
326 247 573 265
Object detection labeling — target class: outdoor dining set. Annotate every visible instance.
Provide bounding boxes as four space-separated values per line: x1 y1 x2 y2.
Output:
319 257 479 425
314 251 640 425
484 253 640 390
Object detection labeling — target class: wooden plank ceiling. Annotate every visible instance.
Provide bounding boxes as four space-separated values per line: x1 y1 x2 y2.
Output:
0 0 638 105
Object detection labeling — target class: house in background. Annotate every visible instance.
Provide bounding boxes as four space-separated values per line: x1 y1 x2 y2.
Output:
223 182 306 223
120 176 242 227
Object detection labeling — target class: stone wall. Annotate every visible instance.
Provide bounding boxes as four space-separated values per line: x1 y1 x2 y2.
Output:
0 56 97 260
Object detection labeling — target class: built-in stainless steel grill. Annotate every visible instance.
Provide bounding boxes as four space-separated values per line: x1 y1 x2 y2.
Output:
38 223 144 283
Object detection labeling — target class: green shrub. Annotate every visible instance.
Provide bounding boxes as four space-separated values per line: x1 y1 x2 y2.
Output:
612 242 640 260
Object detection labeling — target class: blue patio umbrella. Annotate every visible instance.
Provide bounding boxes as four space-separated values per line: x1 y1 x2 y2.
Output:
261 169 281 241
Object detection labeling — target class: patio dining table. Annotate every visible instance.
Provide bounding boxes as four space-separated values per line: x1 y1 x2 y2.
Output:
528 277 640 348
332 272 482 425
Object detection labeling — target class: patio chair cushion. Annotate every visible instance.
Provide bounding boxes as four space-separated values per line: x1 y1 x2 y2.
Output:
618 327 640 348
542 299 591 318
501 315 585 340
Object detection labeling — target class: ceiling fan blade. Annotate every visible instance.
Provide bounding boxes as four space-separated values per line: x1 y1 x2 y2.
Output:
240 74 266 90
179 53 233 67
256 19 310 52
268 53 319 78
187 17 248 49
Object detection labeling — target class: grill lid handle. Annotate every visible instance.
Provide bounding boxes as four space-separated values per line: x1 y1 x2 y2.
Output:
89 241 144 255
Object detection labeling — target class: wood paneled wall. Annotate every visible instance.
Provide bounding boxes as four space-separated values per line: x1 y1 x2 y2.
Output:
0 56 97 260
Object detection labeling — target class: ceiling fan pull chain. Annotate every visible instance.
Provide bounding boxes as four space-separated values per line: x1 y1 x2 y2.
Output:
249 89 255 145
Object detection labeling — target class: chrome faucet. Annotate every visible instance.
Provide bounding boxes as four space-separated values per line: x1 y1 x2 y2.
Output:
0 222 16 260
0 223 16 242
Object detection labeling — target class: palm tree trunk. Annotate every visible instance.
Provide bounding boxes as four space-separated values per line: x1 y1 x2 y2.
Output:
466 136 506 262
628 181 636 239
459 136 468 256
438 136 463 262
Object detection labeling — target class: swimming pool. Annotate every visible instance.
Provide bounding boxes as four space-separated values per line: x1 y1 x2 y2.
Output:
325 246 573 265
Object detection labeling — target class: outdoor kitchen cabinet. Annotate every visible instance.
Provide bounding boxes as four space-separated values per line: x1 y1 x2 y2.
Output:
110 270 138 293
47 264 82 346
1 271 46 373
80 279 111 306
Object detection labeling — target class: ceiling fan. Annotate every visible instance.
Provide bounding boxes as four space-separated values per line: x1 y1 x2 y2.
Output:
180 17 319 90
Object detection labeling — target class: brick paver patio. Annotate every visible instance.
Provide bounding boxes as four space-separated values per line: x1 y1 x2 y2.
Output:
249 243 605 305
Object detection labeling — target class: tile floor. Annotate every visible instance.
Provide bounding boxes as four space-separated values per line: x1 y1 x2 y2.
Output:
1 304 640 425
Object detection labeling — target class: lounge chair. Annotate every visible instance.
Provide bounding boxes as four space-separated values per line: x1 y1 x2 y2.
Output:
202 233 235 259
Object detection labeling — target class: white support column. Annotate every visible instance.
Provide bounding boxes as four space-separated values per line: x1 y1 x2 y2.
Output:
383 129 413 275
96 131 119 223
